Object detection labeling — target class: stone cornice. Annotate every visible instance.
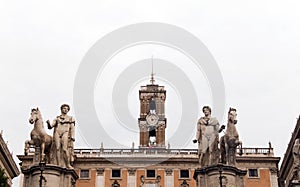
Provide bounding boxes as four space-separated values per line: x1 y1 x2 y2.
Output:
21 163 79 180
193 164 247 180
0 134 19 178
236 156 281 163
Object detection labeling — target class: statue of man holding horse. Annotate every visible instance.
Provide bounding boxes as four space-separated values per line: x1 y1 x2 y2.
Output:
193 106 224 167
47 104 75 169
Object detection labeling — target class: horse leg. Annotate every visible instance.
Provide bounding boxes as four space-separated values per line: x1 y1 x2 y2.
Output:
24 140 29 155
220 136 226 164
199 152 203 166
41 142 45 162
225 140 229 165
24 140 34 155
44 135 52 163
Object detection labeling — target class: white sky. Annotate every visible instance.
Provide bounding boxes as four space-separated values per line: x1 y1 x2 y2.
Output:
1 0 300 186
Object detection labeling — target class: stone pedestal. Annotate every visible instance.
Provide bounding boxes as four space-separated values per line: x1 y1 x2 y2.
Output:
21 164 78 187
291 180 300 187
193 164 247 187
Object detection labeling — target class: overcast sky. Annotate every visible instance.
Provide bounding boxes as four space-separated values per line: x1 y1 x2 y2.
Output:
1 0 300 186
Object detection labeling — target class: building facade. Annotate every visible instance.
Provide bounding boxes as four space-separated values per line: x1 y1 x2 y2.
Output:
18 78 280 187
73 146 279 187
278 117 300 187
0 132 19 186
73 79 280 187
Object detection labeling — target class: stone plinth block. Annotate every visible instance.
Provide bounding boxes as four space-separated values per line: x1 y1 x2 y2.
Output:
21 164 78 187
291 180 300 187
193 164 247 187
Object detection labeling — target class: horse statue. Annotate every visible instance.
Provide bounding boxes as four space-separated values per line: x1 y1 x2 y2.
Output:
220 107 242 166
24 108 52 162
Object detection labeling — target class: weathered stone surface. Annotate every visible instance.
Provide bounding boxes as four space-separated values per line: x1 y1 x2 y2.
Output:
47 104 75 169
193 164 247 187
21 164 78 187
220 108 241 166
24 108 52 163
194 106 223 167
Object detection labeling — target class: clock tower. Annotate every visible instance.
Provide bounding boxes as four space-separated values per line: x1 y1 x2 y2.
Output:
138 74 166 148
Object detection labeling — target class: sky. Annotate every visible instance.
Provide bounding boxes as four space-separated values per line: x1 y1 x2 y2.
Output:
1 0 300 186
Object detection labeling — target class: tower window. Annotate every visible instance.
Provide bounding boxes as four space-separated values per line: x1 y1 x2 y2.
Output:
149 128 156 137
248 169 259 177
149 98 156 113
112 169 121 178
180 170 190 178
146 170 156 178
149 128 156 146
80 169 90 179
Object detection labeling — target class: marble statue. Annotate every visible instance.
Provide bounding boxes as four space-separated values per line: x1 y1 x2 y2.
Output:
180 180 189 187
24 108 52 162
194 106 224 167
155 175 161 187
140 175 145 187
220 107 241 166
293 138 300 180
47 104 75 168
293 138 300 165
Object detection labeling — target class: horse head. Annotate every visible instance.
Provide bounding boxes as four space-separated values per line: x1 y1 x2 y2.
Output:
228 107 237 124
29 107 42 124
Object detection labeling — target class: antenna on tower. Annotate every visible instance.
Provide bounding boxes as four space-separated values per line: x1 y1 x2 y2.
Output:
150 55 155 84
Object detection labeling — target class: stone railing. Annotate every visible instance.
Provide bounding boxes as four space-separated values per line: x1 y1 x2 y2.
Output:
25 146 274 157
237 147 274 156
73 147 274 157
74 148 198 158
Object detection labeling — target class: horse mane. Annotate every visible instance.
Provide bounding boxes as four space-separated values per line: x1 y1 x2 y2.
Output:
228 107 236 113
31 108 41 114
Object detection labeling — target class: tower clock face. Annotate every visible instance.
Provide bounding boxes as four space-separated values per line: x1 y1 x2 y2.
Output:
146 113 159 126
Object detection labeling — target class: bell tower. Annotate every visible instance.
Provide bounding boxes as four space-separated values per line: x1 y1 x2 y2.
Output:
138 72 166 148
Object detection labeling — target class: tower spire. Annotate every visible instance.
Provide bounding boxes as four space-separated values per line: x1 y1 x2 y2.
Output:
150 55 155 84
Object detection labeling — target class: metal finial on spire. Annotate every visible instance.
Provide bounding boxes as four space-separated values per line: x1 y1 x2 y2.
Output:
150 55 155 84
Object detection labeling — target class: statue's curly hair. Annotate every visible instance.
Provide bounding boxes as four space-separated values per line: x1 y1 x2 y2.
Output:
202 106 211 113
60 104 70 111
